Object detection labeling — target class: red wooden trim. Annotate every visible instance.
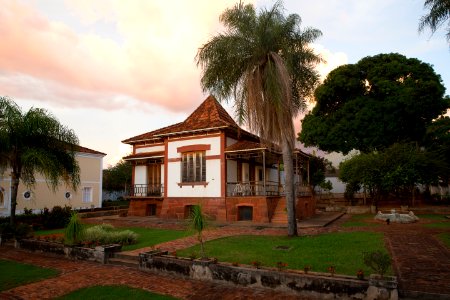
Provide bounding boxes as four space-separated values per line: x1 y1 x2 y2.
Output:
167 158 181 162
164 139 168 197
177 144 211 153
177 182 209 187
206 155 220 160
135 142 164 148
168 133 221 142
220 132 226 198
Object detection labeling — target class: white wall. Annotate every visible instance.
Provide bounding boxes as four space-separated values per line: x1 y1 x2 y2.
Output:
134 165 147 185
135 145 164 154
167 136 222 197
227 160 237 182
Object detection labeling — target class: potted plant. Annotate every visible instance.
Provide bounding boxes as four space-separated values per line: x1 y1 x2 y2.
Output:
363 250 397 289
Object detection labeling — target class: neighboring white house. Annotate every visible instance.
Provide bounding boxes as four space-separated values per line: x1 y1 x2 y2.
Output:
0 146 106 217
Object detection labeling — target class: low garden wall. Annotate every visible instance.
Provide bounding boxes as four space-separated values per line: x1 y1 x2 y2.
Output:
139 251 398 300
17 239 122 264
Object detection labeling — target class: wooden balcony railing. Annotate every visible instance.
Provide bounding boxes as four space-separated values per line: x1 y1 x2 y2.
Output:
226 181 312 197
128 184 164 197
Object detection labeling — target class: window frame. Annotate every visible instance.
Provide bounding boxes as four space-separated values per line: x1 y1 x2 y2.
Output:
82 187 93 203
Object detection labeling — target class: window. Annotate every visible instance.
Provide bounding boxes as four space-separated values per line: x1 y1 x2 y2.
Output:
181 151 206 183
82 187 93 203
23 190 32 200
64 191 72 200
0 187 4 207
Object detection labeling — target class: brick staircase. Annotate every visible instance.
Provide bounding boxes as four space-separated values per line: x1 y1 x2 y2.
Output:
108 252 139 268
271 199 287 224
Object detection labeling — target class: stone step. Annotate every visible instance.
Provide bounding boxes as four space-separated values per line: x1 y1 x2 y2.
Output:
114 253 140 261
108 257 139 268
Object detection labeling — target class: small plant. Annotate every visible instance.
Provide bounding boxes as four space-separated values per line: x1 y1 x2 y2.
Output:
363 250 391 278
303 265 311 274
276 261 288 271
188 205 208 259
189 252 198 260
251 261 262 269
171 251 177 257
232 261 239 267
357 269 365 280
327 265 336 276
64 212 85 245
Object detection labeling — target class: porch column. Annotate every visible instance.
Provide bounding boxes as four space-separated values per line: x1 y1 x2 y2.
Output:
262 150 266 193
307 159 310 185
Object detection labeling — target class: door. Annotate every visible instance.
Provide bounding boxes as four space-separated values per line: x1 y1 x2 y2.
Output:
238 206 253 221
147 164 161 196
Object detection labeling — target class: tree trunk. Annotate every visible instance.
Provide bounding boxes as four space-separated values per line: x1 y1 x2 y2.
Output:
282 139 297 237
10 173 19 226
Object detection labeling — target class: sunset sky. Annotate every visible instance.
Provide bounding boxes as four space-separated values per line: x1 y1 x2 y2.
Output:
1 0 448 168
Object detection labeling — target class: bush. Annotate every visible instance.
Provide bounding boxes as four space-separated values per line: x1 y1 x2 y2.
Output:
81 224 138 246
363 250 391 278
42 206 72 229
64 213 85 245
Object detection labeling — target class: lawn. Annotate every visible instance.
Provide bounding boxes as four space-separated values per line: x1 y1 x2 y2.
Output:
177 231 390 276
437 233 450 248
34 226 188 251
341 214 379 227
0 259 59 291
57 285 179 300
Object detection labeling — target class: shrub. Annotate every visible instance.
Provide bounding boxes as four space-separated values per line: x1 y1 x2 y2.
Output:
64 213 85 245
363 250 391 278
81 224 138 246
42 206 72 229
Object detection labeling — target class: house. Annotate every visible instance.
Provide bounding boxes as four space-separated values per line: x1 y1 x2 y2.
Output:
0 146 106 216
122 95 314 223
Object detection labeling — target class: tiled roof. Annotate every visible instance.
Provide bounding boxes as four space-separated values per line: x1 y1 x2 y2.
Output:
123 151 164 160
75 145 106 156
122 95 239 144
225 141 278 153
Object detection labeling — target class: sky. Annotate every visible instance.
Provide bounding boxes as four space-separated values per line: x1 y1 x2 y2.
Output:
1 0 449 168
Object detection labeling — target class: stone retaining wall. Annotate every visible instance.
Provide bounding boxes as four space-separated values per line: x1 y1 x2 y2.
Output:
139 251 398 300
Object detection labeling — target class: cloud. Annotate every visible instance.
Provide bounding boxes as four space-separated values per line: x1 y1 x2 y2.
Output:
0 0 240 113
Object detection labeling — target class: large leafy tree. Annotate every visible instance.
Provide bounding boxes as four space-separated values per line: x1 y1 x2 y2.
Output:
0 97 80 225
299 53 449 154
418 0 450 42
103 160 132 192
196 1 322 236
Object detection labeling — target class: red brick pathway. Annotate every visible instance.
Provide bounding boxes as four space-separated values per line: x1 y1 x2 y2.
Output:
0 247 304 299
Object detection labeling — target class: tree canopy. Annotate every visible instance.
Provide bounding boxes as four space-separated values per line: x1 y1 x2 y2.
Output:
0 96 80 225
196 1 322 236
103 160 132 192
299 53 449 155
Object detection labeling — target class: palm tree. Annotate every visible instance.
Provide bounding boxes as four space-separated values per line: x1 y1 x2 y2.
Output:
196 1 322 236
418 0 450 42
0 96 80 225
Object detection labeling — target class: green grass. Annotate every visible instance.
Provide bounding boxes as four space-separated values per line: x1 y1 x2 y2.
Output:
177 231 390 276
34 226 188 251
57 285 178 300
342 214 379 227
437 233 450 248
121 227 188 251
424 222 450 229
417 214 449 220
0 259 59 291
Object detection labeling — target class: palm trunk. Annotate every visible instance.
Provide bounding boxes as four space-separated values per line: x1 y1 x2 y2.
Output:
282 139 297 237
10 173 19 226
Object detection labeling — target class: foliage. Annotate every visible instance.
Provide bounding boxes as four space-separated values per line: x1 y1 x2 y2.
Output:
188 205 208 258
57 285 179 300
339 143 442 205
81 224 137 246
418 0 450 42
103 160 132 192
42 206 73 229
363 250 391 278
0 222 32 240
196 1 322 236
0 96 80 226
303 156 334 191
299 53 448 154
0 259 59 292
177 232 389 276
423 116 450 185
64 213 85 245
